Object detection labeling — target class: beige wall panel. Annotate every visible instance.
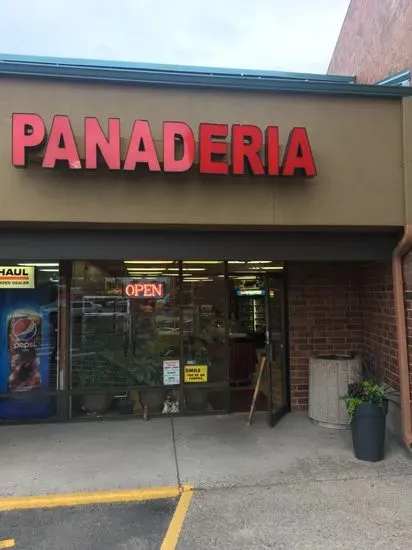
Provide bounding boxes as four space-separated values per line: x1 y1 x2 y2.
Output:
0 79 404 227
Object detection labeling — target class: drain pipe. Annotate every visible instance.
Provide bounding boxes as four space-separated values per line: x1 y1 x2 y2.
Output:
393 224 412 450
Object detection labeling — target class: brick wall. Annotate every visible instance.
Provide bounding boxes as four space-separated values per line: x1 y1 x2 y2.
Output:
288 262 362 411
402 251 412 398
359 262 398 390
287 261 398 411
328 0 412 83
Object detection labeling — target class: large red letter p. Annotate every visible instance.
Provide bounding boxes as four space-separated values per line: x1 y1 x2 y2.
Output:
12 113 46 167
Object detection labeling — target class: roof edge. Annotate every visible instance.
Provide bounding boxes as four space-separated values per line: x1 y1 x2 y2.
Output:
0 53 356 83
1 53 411 98
375 68 410 86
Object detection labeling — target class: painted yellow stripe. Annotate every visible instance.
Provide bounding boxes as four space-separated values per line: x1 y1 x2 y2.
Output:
0 540 15 548
161 485 194 550
0 486 181 511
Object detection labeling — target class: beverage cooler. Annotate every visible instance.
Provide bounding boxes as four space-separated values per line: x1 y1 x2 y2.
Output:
235 288 265 333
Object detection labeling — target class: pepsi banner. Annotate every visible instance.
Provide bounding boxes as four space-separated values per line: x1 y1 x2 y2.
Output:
0 286 57 420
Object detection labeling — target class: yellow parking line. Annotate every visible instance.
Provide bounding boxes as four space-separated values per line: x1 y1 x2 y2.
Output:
0 486 181 511
161 485 194 550
0 540 15 548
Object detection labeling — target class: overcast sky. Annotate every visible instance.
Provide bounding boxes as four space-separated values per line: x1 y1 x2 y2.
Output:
0 0 350 74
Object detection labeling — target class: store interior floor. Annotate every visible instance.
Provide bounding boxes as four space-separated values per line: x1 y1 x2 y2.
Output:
229 388 268 413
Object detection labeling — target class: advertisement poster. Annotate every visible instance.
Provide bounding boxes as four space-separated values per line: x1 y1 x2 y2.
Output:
0 286 56 420
0 266 35 289
184 365 208 383
163 360 180 385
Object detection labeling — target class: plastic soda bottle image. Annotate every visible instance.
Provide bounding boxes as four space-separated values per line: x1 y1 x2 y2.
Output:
7 309 42 392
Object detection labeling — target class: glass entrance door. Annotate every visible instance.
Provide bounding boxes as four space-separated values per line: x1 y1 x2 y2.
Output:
265 277 289 427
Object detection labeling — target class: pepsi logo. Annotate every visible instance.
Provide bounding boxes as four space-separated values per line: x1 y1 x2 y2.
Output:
12 317 37 341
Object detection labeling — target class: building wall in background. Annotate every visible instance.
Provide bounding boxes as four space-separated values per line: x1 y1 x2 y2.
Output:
328 0 412 84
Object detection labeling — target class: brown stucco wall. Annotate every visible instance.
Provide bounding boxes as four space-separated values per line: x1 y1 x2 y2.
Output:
0 77 405 228
328 0 412 83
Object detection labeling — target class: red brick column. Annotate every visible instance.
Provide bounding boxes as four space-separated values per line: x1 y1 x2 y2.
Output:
403 252 412 400
287 262 362 411
360 262 398 391
287 261 398 411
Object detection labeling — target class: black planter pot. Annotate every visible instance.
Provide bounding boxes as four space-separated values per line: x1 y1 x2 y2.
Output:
351 402 386 462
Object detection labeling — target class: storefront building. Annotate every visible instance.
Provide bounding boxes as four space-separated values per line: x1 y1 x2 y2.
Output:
2 54 412 447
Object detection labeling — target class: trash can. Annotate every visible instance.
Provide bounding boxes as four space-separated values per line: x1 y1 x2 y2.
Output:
308 353 362 429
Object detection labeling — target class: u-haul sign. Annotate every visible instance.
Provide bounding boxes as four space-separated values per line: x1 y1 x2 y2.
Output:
0 266 35 288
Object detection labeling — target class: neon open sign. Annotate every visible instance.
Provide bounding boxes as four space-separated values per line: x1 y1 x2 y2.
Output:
124 282 164 298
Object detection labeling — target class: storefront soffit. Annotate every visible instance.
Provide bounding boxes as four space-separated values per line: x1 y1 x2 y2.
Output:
0 229 400 262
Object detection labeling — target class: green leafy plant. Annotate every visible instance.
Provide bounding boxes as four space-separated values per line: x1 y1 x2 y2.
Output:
341 379 392 421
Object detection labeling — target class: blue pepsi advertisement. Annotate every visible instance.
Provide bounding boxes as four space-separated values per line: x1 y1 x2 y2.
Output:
0 285 57 420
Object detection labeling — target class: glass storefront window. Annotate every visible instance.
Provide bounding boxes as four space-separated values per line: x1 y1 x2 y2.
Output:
181 261 227 412
67 259 286 419
70 260 180 417
0 259 287 422
0 261 60 421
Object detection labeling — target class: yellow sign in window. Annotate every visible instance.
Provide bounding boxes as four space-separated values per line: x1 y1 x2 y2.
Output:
0 266 35 289
184 365 208 383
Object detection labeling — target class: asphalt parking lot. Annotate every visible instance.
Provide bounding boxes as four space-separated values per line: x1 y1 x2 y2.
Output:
0 498 178 550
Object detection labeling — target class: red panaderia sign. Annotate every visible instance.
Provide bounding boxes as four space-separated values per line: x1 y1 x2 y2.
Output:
11 114 317 177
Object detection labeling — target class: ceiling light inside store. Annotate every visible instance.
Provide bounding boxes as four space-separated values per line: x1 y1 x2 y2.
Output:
231 276 257 280
124 261 174 264
128 274 163 277
248 261 273 264
248 265 283 272
39 268 59 272
127 267 166 272
183 261 222 265
183 277 213 282
228 261 246 264
167 268 205 272
18 263 59 267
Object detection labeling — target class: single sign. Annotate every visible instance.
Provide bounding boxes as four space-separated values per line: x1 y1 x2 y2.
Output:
0 266 35 289
184 365 208 383
124 282 164 298
163 360 180 385
236 288 265 297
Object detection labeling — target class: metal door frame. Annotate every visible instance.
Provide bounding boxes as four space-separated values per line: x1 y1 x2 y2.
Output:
265 273 290 427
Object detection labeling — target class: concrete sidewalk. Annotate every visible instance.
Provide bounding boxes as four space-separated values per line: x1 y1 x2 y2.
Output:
178 476 412 549
1 412 411 496
2 413 412 549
